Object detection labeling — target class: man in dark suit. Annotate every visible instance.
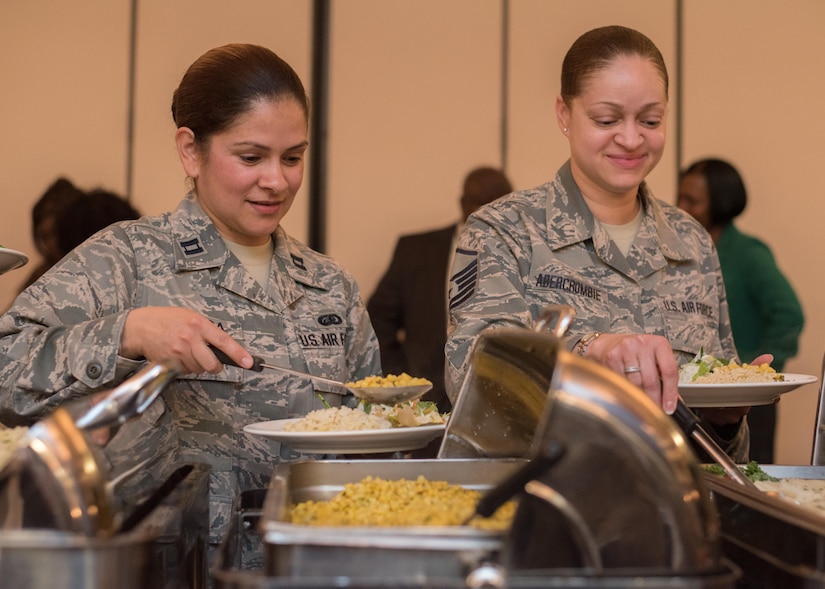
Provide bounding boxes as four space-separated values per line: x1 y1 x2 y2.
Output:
367 166 513 412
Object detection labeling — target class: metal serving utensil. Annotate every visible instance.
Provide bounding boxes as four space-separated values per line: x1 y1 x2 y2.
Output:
0 360 182 537
343 383 432 404
210 344 431 404
461 438 566 525
673 400 758 491
209 345 347 395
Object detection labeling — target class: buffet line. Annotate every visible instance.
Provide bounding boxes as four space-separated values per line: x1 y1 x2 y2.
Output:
0 307 823 589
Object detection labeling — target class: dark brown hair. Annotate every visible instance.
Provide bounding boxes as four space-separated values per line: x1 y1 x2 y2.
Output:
171 44 309 148
681 158 747 227
561 25 668 105
57 189 141 255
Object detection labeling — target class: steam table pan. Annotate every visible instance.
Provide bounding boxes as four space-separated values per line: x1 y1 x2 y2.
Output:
214 486 740 589
705 464 825 588
258 458 525 579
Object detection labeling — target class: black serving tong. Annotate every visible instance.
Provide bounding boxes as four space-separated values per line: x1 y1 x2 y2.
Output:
673 400 757 490
463 439 566 525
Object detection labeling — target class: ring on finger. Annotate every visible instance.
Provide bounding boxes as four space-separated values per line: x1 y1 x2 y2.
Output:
623 365 641 374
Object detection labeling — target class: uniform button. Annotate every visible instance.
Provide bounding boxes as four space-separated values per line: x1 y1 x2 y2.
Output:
86 362 103 379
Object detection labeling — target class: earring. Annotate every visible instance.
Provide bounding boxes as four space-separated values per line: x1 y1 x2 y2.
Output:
563 127 568 133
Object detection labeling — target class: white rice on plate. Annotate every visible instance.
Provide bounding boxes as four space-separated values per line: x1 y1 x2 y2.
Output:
284 400 447 432
284 406 392 432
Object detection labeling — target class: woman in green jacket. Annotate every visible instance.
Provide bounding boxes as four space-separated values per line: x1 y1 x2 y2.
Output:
678 157 804 463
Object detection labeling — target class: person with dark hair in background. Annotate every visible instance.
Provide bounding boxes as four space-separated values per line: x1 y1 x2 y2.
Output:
19 177 85 290
55 188 141 255
367 166 513 413
678 157 804 463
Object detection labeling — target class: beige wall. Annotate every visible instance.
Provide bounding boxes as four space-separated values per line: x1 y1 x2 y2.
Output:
327 0 507 301
1 1 822 464
0 0 131 280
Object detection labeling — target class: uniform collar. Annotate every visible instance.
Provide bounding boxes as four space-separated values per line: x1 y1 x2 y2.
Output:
168 193 328 292
169 194 230 271
545 161 693 263
272 227 329 292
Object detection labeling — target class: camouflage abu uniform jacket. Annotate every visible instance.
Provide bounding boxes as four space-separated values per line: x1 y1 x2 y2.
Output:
0 194 381 543
445 161 747 461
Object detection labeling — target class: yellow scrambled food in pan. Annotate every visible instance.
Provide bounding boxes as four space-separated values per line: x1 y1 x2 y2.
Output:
290 475 515 530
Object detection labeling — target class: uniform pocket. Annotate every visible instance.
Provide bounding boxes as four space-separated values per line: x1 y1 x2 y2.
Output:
295 312 349 381
101 397 181 509
662 303 718 359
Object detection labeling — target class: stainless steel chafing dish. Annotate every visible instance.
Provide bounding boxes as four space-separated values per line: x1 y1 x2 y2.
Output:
705 465 825 588
215 470 741 589
439 313 724 576
0 360 182 537
214 306 741 587
0 361 211 589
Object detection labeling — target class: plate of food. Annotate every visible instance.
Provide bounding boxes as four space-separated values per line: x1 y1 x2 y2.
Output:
0 247 29 275
679 374 817 407
244 420 446 454
244 400 448 453
678 351 817 407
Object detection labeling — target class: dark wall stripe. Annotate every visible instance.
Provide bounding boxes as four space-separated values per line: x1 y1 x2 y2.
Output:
500 0 510 171
308 0 331 253
125 0 138 200
675 0 683 174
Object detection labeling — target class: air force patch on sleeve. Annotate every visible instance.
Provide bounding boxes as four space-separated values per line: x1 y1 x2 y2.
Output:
449 248 478 310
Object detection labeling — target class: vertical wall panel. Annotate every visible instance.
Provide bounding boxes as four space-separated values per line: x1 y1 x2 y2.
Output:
326 0 505 299
0 0 131 310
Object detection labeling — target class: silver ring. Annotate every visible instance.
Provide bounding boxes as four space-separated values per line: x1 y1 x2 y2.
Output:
623 365 641 374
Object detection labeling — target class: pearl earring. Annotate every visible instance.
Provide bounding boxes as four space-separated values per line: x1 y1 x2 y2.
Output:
563 127 568 133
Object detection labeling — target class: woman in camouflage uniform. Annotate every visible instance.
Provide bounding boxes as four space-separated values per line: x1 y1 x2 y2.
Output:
0 44 381 550
446 26 764 461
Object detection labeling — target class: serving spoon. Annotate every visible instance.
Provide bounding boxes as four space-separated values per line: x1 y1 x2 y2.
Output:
209 345 431 404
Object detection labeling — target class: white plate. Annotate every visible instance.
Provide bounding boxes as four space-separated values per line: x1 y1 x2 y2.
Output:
243 418 446 454
679 373 818 407
0 248 29 275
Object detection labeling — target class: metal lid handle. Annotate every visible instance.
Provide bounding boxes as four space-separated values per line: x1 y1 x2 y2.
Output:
533 304 575 338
